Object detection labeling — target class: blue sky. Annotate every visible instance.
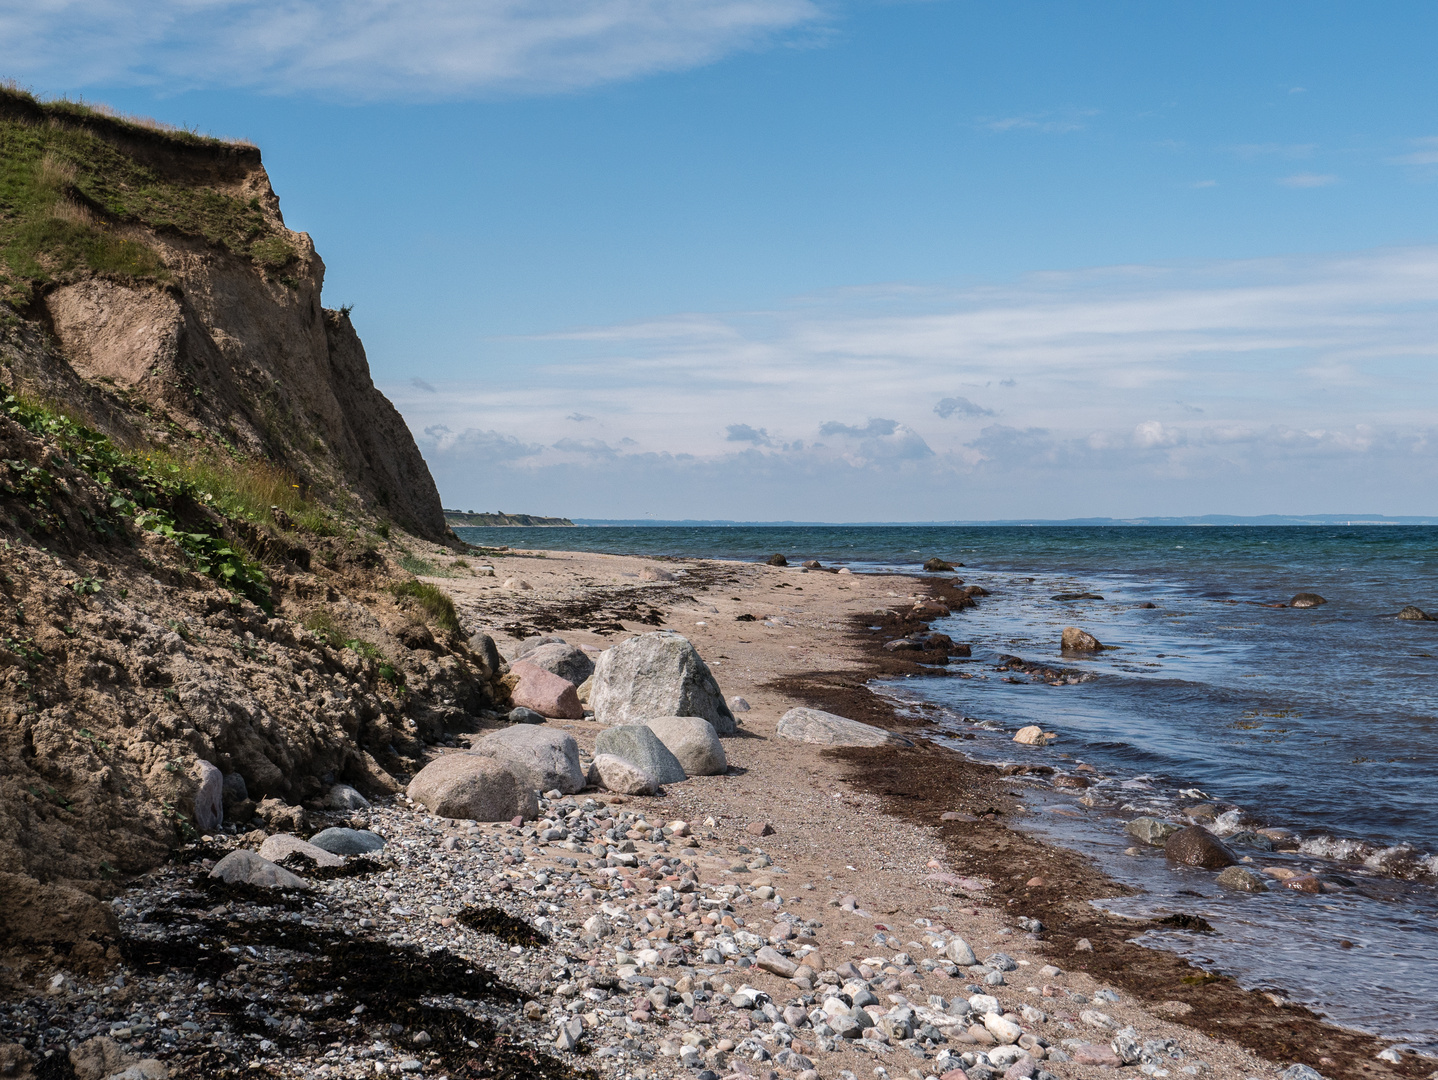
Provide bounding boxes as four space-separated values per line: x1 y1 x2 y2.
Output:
5 1 1438 519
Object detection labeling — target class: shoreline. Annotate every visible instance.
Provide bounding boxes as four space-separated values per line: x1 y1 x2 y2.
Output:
779 574 1413 1080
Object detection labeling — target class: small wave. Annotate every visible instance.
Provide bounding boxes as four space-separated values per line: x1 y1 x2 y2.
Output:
1299 835 1377 862
1362 845 1438 880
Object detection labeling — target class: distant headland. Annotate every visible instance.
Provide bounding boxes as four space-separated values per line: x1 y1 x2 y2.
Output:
444 510 575 527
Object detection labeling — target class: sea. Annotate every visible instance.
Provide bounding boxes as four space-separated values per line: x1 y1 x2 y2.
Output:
456 524 1438 1051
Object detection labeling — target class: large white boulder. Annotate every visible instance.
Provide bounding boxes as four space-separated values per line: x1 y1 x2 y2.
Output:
469 725 585 794
775 708 913 748
406 754 539 821
641 716 727 776
590 631 736 734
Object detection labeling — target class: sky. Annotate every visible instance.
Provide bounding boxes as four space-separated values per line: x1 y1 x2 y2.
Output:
5 0 1438 520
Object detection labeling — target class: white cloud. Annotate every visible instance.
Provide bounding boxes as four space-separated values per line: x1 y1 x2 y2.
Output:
1278 172 1339 188
0 0 824 99
394 244 1438 518
1389 137 1438 167
979 109 1097 134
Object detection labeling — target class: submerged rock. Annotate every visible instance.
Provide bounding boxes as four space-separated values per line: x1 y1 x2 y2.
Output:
1127 817 1181 846
1397 605 1434 621
1216 866 1269 892
1289 592 1327 608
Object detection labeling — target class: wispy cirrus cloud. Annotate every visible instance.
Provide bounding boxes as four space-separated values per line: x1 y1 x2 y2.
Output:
979 108 1097 134
1389 136 1438 167
0 0 825 99
395 245 1438 519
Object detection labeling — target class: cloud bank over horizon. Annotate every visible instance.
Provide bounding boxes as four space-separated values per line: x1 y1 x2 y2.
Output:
393 244 1438 521
0 0 824 100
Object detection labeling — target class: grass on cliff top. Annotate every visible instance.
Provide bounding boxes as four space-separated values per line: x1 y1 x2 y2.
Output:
0 87 294 305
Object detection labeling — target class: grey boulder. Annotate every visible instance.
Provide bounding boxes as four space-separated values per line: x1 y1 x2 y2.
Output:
1216 866 1269 892
507 706 547 725
594 724 687 785
587 754 659 795
406 755 539 821
258 833 345 868
641 716 727 775
521 641 595 686
322 783 370 810
193 760 224 832
209 849 310 890
470 725 585 795
308 827 386 855
775 708 913 748
589 631 736 734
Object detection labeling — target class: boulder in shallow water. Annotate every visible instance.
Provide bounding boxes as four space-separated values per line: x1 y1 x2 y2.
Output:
776 707 913 748
1216 866 1269 892
1061 626 1103 652
1397 605 1434 621
590 631 736 734
923 557 956 572
1013 725 1056 746
1164 825 1236 870
1289 592 1327 608
767 553 788 566
1126 817 1181 846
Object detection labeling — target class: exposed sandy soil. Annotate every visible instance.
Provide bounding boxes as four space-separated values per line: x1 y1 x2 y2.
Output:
440 546 1417 1080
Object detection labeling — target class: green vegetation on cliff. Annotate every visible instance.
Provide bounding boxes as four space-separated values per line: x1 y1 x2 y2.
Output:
0 85 295 306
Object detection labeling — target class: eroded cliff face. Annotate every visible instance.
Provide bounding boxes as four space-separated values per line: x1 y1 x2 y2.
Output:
0 88 445 540
0 93 490 977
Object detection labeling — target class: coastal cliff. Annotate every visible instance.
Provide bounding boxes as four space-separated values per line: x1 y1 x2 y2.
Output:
0 89 504 971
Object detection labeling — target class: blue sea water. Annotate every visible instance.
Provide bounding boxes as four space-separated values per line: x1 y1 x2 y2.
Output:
456 524 1438 1047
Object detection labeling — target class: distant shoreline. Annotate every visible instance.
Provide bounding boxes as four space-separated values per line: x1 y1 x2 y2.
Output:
444 511 575 527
